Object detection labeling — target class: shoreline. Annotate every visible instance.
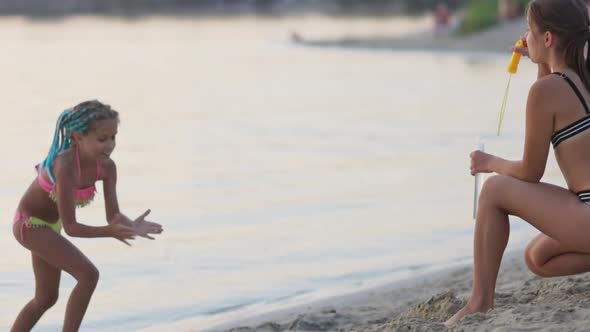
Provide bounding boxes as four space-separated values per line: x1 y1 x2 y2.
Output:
207 260 473 331
135 253 477 332
211 245 590 332
0 13 526 55
208 249 518 332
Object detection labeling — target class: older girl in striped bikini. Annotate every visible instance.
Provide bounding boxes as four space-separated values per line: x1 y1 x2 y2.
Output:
447 0 590 327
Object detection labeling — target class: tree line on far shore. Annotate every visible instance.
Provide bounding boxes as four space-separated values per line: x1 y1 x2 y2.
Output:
0 0 534 38
459 0 529 35
0 0 470 16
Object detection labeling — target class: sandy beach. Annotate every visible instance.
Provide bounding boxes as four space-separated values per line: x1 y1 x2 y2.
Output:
202 17 590 332
214 248 590 332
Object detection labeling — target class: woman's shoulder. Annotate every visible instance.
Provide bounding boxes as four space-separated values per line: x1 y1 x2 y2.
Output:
53 149 76 173
533 72 587 95
533 73 564 91
50 149 77 184
528 74 569 107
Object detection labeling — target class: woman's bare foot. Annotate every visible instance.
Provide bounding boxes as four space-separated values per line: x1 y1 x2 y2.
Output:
444 303 492 328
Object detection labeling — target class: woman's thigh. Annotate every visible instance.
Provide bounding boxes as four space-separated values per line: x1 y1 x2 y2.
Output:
483 175 590 253
31 253 61 301
18 227 96 279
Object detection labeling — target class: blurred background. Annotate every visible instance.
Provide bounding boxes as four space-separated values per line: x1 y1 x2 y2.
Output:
0 0 506 16
0 0 570 331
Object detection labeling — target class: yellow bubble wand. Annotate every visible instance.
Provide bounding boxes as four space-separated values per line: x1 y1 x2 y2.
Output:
497 39 524 136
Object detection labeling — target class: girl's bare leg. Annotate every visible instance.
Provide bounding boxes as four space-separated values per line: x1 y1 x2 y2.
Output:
525 233 590 277
12 227 99 332
11 254 61 332
445 175 590 327
444 175 510 327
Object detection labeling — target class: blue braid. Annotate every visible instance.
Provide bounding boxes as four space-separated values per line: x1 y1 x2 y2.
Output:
42 108 95 183
64 107 90 123
67 118 92 132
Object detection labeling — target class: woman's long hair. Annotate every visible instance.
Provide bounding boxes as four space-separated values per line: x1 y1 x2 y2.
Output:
528 0 590 91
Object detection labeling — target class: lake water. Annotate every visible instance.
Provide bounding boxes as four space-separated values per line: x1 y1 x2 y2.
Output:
0 15 557 331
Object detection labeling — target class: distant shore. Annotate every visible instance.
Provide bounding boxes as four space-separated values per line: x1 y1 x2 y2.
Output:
0 1 405 17
290 18 527 54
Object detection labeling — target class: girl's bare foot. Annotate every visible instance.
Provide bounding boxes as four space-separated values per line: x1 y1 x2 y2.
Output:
444 303 492 328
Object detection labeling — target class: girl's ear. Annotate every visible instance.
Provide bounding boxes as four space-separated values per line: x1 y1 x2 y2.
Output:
71 132 82 144
544 31 554 48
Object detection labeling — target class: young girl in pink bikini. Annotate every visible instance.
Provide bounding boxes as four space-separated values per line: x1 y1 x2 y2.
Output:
10 100 163 332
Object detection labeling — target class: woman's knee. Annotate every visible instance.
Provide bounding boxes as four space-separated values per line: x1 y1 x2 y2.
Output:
479 175 508 202
33 292 59 311
74 263 99 286
477 175 513 215
524 244 550 277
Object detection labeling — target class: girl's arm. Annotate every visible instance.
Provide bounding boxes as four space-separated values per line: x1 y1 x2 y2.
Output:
471 79 554 182
102 159 163 239
55 156 135 243
101 158 129 225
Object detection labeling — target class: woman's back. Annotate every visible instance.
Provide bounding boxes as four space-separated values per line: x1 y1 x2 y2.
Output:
548 71 590 192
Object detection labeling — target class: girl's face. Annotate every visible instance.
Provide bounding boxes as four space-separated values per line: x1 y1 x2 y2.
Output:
76 118 118 160
526 13 556 65
526 14 546 64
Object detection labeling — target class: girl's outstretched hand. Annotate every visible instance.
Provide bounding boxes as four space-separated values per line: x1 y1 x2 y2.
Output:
133 209 163 240
470 150 493 175
108 223 136 246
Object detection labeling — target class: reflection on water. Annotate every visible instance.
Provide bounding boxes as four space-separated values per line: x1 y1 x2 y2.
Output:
0 16 551 331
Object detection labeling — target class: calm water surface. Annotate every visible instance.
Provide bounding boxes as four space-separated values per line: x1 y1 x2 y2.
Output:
0 16 557 331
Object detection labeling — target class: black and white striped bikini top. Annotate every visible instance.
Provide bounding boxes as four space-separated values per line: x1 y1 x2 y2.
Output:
551 72 590 148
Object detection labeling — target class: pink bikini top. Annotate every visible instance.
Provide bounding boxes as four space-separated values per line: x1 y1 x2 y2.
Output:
37 148 101 208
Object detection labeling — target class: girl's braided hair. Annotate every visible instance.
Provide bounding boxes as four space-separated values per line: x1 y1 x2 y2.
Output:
43 100 119 182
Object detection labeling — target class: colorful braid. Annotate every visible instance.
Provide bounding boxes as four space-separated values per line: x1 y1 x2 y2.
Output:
42 107 97 183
